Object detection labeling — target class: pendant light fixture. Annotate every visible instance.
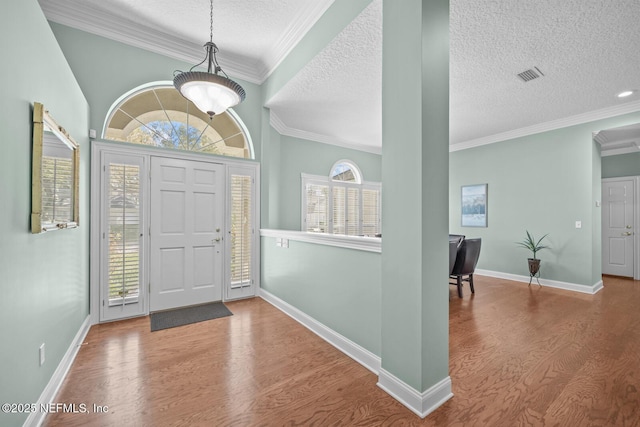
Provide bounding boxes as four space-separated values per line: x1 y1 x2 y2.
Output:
173 0 246 118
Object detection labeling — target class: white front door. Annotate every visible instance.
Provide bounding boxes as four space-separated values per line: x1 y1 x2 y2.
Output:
602 178 635 277
150 157 225 311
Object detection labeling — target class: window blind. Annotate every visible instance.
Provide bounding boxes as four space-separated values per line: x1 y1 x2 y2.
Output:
305 182 329 232
108 163 141 305
41 156 73 223
230 174 252 288
346 187 360 236
362 188 381 236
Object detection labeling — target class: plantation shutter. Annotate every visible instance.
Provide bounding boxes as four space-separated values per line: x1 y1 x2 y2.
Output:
230 174 252 287
41 156 73 223
346 187 360 235
302 173 382 237
107 163 141 305
332 186 346 235
362 187 381 236
305 182 329 232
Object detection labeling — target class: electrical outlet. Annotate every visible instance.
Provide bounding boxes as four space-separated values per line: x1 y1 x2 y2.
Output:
575 221 582 229
39 343 45 366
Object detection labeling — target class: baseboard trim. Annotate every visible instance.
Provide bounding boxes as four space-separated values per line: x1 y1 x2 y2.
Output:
258 289 381 375
476 269 604 295
377 369 453 418
25 315 91 427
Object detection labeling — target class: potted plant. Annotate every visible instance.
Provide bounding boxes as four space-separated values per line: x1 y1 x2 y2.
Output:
516 231 549 285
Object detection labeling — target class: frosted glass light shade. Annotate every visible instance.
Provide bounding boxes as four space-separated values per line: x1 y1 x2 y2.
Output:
174 71 246 117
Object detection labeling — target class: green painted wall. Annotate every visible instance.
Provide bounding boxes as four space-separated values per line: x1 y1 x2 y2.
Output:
450 111 640 287
257 0 384 370
48 23 263 161
260 108 282 229
450 128 595 285
277 134 382 231
602 152 640 178
0 1 90 426
261 238 381 356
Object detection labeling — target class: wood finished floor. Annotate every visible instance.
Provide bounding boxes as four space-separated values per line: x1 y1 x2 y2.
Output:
44 275 640 426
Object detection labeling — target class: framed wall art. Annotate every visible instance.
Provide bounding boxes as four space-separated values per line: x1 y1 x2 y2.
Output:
461 184 487 227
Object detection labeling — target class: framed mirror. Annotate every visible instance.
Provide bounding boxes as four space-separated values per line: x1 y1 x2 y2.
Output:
31 102 80 233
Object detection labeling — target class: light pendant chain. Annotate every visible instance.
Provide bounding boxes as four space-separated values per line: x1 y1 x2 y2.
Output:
209 0 214 43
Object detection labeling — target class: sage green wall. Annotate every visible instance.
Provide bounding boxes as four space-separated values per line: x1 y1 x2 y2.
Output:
261 238 381 356
602 152 640 178
48 23 263 161
0 1 90 426
450 127 596 285
450 111 640 287
276 134 382 231
258 0 383 374
260 109 282 229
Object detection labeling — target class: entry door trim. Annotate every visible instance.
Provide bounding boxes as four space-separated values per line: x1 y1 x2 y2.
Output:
90 141 261 325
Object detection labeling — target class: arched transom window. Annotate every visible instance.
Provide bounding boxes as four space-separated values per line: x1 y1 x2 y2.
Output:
330 160 362 183
103 82 253 159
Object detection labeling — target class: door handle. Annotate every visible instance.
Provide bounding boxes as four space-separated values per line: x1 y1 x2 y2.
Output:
214 237 221 242
622 231 633 236
626 225 633 229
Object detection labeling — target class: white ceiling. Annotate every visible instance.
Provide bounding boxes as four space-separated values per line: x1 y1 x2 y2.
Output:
39 0 640 155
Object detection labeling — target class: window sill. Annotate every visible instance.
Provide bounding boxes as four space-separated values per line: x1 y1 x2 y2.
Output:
260 229 381 253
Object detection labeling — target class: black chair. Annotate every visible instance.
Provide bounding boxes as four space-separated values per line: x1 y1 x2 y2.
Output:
449 234 465 248
449 238 481 298
448 240 459 301
449 240 458 275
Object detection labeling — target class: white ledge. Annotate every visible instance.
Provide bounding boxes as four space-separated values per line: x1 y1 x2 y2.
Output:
260 229 381 253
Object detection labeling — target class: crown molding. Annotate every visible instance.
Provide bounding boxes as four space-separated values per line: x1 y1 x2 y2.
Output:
450 99 640 152
257 0 335 82
39 0 262 84
269 111 382 155
600 145 640 157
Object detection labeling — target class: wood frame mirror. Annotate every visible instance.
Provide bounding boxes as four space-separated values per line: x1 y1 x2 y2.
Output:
31 102 80 233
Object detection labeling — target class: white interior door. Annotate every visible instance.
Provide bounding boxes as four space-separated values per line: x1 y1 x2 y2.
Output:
150 157 225 311
602 178 635 277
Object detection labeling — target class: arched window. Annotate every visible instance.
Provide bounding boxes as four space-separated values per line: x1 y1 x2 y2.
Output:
330 160 362 183
103 82 253 159
302 160 381 237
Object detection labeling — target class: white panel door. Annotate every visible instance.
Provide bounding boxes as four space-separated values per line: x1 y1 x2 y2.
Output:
602 179 634 277
150 157 224 311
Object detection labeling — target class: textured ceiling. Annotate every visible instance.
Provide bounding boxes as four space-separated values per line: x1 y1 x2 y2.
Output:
265 0 382 153
450 0 640 153
39 0 640 154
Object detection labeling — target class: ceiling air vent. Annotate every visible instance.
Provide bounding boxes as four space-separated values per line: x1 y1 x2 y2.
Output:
517 67 544 82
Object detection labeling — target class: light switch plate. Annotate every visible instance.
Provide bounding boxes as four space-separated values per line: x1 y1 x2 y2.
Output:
575 221 582 229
